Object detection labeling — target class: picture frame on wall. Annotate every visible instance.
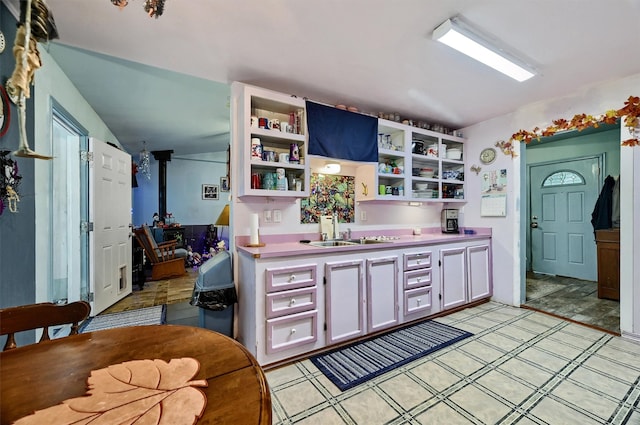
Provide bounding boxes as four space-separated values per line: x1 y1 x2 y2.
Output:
220 176 229 192
202 184 219 200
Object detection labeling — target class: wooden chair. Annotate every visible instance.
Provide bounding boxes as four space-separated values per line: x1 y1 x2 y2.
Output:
0 301 91 351
134 225 186 281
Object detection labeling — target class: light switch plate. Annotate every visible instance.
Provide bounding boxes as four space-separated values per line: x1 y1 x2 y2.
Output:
273 209 282 223
263 210 272 223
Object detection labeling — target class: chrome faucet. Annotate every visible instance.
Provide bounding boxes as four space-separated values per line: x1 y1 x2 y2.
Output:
332 214 339 239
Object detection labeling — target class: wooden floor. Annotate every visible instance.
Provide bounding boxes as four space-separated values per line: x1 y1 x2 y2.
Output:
101 268 197 314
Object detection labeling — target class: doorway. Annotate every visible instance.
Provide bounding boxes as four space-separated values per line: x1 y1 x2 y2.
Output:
523 126 621 333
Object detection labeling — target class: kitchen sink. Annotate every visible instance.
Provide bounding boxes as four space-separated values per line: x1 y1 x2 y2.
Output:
308 240 359 247
305 238 390 248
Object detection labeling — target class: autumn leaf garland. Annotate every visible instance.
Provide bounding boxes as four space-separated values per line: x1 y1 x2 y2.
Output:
496 96 640 157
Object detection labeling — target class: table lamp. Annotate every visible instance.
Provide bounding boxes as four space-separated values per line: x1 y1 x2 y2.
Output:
215 204 230 241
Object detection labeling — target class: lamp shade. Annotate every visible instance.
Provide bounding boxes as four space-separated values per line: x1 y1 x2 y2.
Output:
215 204 230 226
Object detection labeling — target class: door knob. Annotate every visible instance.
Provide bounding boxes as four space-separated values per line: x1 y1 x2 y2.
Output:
531 222 538 228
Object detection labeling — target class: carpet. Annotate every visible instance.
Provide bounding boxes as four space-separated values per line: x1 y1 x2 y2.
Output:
79 305 166 333
311 320 473 391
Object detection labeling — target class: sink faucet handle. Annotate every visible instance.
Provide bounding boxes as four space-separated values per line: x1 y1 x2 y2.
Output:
321 232 328 241
347 228 352 239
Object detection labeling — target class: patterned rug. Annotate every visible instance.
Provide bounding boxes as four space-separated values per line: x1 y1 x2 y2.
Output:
311 320 473 391
79 305 166 333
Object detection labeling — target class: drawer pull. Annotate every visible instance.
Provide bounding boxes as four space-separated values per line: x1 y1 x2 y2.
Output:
290 298 296 306
417 298 421 305
417 259 421 264
417 277 422 282
290 328 296 334
288 274 296 282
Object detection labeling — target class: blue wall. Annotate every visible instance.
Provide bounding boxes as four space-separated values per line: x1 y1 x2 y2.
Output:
132 151 229 226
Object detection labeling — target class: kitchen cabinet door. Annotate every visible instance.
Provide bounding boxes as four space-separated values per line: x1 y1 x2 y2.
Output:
440 247 467 310
325 260 365 344
468 244 491 302
366 256 399 333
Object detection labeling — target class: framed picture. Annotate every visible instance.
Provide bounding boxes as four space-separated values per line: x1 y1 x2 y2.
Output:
202 184 219 200
220 176 229 192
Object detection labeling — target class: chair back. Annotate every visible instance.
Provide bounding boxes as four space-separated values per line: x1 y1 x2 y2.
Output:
0 301 91 351
134 226 161 263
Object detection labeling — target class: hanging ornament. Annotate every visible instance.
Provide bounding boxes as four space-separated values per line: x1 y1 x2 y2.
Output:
138 142 151 180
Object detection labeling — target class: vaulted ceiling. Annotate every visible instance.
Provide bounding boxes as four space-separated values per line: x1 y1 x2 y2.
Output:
6 0 640 154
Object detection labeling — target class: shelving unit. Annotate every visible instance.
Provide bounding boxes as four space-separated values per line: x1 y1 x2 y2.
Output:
232 82 310 197
356 119 466 202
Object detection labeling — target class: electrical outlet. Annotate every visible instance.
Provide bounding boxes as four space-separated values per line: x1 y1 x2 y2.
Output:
263 210 272 223
360 210 367 221
273 209 282 223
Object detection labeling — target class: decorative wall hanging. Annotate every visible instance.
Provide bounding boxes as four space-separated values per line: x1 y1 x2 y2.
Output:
202 184 219 200
300 174 355 224
0 151 22 215
6 0 58 160
138 142 151 180
111 0 166 18
496 96 640 158
0 85 10 137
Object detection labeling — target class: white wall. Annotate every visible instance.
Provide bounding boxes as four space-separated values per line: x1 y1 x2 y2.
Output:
462 72 640 338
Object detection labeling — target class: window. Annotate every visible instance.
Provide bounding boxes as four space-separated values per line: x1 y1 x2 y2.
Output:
541 170 585 187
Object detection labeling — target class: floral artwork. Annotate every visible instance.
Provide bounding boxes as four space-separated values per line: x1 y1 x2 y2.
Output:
300 174 355 224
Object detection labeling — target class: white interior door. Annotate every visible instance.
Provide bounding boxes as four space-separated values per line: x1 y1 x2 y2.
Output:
530 157 600 280
89 138 132 314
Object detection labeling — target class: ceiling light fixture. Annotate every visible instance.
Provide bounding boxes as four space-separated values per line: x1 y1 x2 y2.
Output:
432 17 536 82
320 162 341 174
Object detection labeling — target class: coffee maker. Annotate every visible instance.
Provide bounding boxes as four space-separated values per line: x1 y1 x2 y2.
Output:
441 209 459 234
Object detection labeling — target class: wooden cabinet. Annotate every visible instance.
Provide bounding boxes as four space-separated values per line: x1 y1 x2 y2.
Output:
232 82 309 197
595 228 620 301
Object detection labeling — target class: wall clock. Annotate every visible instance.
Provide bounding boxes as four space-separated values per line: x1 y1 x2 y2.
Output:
480 147 497 165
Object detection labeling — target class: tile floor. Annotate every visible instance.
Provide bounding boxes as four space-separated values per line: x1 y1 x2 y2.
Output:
104 270 634 423
267 302 640 424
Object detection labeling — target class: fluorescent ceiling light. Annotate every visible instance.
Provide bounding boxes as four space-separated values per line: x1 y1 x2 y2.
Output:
433 18 536 82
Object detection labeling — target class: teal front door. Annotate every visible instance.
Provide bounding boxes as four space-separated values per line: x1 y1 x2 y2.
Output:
529 157 600 281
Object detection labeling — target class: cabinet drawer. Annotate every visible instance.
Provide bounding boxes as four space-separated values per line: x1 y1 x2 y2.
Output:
403 251 432 270
403 269 432 289
266 310 318 354
404 287 432 316
266 264 317 292
266 286 317 319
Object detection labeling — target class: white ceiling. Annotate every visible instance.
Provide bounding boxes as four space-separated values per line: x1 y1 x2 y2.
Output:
7 0 640 155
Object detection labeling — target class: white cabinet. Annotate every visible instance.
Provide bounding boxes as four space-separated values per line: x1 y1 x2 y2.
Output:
440 247 468 310
468 244 492 302
355 118 466 202
440 240 492 311
366 256 399 333
402 250 435 318
325 260 365 344
325 255 399 344
232 82 309 197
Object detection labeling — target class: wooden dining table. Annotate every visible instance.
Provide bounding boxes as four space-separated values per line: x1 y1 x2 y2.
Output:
0 325 271 425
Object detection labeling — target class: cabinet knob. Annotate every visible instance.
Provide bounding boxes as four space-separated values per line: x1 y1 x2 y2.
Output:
417 298 421 305
290 298 296 306
417 259 422 264
417 277 422 282
288 274 296 282
290 328 296 334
